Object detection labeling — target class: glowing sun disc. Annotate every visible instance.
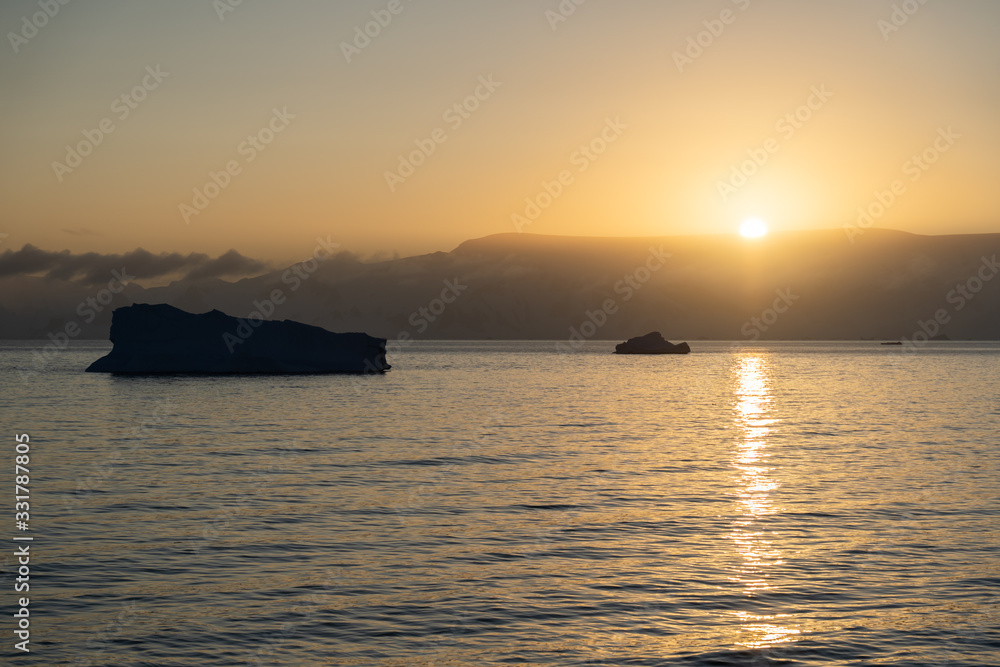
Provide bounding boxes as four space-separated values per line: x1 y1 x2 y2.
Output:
740 219 769 239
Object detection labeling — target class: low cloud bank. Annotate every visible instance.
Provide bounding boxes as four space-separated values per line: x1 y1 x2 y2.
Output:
0 245 268 285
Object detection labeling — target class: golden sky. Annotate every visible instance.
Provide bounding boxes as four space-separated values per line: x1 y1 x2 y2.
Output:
2 0 998 263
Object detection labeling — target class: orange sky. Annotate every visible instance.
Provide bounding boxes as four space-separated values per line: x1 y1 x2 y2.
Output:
2 0 998 263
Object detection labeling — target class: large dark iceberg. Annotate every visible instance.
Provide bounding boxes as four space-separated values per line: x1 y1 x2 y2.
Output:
86 304 389 374
614 332 691 355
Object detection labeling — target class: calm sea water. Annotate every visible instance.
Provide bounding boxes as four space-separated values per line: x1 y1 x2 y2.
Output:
1 340 999 666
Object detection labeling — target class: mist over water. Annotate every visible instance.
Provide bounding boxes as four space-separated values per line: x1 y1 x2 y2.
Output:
3 341 999 665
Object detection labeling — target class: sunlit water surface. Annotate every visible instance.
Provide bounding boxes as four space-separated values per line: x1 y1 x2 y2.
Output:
2 341 999 666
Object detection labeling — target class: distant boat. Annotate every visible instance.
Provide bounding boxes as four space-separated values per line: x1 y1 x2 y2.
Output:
881 341 903 346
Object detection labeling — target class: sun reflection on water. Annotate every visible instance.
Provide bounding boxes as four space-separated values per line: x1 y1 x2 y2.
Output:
729 354 800 650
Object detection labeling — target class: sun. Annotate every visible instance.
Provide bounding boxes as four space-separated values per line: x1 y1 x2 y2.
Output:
739 218 769 239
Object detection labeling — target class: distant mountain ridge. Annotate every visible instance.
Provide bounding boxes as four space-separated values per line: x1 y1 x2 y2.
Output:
2 229 998 342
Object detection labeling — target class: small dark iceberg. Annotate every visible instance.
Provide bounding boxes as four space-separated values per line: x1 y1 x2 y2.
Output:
86 304 389 374
614 332 691 355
